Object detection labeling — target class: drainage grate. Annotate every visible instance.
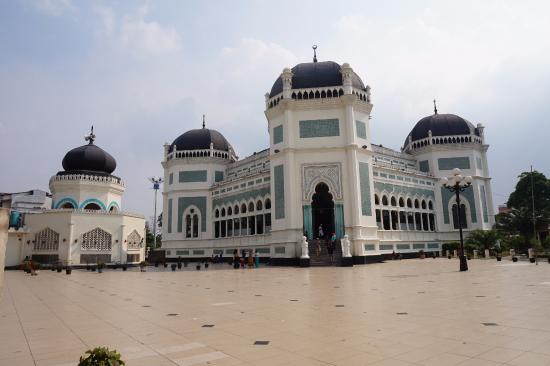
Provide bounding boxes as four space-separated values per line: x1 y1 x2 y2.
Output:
255 294 262 297
396 312 408 315
124 299 132 301
290 299 299 302
482 322 498 326
202 324 215 328
335 305 345 307
417 292 425 294
476 296 486 298
254 341 269 345
142 305 151 308
167 313 179 316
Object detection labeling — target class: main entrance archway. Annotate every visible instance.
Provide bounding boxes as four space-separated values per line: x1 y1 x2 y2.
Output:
311 182 335 239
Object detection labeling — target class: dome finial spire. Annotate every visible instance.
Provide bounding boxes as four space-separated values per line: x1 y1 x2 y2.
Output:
202 114 205 129
312 45 318 63
433 99 438 115
85 125 95 144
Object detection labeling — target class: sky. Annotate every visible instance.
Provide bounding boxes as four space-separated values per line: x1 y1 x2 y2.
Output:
1 0 550 223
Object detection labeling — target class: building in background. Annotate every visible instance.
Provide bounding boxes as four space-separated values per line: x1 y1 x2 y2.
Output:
4 129 145 268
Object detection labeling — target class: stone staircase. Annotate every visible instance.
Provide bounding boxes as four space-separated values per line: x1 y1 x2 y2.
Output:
309 239 342 266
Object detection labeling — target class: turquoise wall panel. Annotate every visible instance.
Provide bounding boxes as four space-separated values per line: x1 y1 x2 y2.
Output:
273 125 283 144
167 199 173 233
177 196 207 232
437 157 470 170
419 160 430 173
440 186 477 224
274 165 285 219
215 171 224 182
359 162 372 216
335 204 345 238
480 185 489 223
299 119 339 138
179 170 207 183
302 205 312 239
356 120 367 139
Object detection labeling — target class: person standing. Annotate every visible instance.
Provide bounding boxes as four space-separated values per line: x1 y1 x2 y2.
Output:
318 224 324 240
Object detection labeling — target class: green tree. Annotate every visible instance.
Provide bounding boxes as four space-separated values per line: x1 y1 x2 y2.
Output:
466 229 500 251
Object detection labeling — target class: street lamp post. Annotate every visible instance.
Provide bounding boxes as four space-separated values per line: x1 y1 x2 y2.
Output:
440 168 473 272
149 177 163 249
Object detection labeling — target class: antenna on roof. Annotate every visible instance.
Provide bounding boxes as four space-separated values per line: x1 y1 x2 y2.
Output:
85 125 95 144
202 114 205 129
312 45 318 63
433 99 438 115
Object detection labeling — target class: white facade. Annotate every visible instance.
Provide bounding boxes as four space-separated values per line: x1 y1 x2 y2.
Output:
161 59 495 263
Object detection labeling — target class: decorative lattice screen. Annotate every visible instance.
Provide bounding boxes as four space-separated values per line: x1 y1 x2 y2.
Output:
81 227 112 251
126 230 142 250
34 228 59 251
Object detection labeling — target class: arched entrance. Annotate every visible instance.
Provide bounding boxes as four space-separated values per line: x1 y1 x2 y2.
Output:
84 203 101 211
311 183 335 239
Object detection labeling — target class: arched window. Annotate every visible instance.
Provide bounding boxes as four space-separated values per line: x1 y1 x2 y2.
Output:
265 198 271 209
84 203 101 211
414 199 420 209
192 215 199 237
227 207 232 216
421 200 427 209
248 202 254 212
398 197 405 207
428 201 434 210
109 206 118 213
452 204 468 229
62 202 75 209
34 227 59 251
390 197 397 206
407 198 412 208
375 194 380 205
215 209 219 218
241 203 247 213
256 200 263 210
81 227 112 251
234 205 239 215
221 208 226 217
185 215 192 238
382 196 389 206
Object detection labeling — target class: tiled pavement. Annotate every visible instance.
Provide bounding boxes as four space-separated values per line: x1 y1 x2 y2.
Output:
1 259 550 365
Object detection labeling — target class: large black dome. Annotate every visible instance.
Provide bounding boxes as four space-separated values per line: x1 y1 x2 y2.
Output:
170 128 230 152
269 61 365 97
62 142 117 174
404 113 479 147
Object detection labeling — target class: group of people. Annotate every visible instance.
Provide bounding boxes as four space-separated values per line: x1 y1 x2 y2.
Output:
310 224 338 264
232 249 260 269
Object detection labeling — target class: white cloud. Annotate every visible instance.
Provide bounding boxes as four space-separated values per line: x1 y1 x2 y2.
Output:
120 5 180 55
26 0 75 16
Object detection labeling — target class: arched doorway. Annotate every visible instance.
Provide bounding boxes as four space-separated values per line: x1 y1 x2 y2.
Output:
311 183 335 239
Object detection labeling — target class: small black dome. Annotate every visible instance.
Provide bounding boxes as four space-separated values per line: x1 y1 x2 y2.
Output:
404 113 479 147
170 128 230 152
62 143 117 174
269 61 365 97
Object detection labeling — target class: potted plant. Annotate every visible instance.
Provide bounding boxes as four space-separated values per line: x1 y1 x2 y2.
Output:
154 261 159 268
65 261 72 275
97 262 104 273
196 263 201 270
163 262 168 268
78 346 125 366
418 250 425 259
122 263 127 271
139 260 147 272
171 263 177 271
91 265 97 271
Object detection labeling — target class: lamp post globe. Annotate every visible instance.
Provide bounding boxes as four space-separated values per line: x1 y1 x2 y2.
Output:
149 177 163 249
440 169 473 272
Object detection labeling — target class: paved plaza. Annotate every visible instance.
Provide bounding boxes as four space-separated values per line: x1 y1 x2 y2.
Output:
1 259 550 366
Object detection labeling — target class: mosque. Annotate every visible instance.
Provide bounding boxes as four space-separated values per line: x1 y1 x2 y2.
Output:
160 52 495 265
3 129 145 267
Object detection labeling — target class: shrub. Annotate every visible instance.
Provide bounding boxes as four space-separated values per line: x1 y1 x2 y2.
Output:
78 347 125 366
